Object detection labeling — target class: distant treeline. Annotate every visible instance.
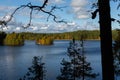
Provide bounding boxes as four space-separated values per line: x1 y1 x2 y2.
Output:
19 30 117 40
19 30 100 40
0 30 118 46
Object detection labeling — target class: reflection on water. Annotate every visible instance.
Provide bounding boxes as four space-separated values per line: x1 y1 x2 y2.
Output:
0 40 101 80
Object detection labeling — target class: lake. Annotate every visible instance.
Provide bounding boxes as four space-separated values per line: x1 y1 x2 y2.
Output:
0 40 102 80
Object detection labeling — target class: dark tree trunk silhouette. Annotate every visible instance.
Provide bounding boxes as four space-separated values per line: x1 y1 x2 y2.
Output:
0 32 6 45
99 0 114 80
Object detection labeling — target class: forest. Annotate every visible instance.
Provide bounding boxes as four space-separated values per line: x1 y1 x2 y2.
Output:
0 30 118 46
5 30 118 40
0 29 118 46
0 32 24 46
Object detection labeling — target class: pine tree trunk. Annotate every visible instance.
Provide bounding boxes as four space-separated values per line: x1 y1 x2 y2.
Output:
99 0 114 80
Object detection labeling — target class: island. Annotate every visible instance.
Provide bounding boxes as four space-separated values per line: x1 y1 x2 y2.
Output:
36 37 53 45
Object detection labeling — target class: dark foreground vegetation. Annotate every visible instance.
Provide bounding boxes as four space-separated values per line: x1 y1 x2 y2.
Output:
19 38 99 80
57 39 99 80
19 56 45 80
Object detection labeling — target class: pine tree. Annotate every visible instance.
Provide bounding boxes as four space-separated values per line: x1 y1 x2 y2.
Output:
57 58 74 80
57 39 98 80
113 30 120 80
19 56 45 80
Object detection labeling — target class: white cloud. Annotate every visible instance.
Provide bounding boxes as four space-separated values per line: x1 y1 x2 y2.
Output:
2 27 8 31
15 27 21 31
82 21 99 30
67 22 76 26
2 14 12 22
33 0 65 4
71 0 90 19
0 5 45 22
0 6 16 11
71 0 88 7
40 26 48 30
53 0 64 3
0 20 99 33
0 6 17 17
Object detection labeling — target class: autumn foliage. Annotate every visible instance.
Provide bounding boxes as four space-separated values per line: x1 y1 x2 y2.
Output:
36 37 53 45
4 32 24 46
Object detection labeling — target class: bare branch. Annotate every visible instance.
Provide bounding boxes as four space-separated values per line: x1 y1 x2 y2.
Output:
0 21 7 29
22 8 33 29
117 3 120 9
111 18 116 21
91 9 99 19
0 0 67 29
41 0 48 8
117 20 120 24
41 9 66 23
111 18 120 25
118 14 120 16
0 5 27 28
46 5 67 23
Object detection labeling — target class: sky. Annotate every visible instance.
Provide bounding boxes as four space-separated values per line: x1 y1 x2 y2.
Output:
0 0 119 33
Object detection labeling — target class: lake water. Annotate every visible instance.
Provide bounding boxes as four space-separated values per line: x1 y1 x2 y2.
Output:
0 40 102 80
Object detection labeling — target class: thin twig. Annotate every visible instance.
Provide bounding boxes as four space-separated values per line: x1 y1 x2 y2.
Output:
0 0 67 29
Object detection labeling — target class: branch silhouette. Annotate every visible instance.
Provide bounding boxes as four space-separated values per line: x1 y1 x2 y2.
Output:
0 0 67 29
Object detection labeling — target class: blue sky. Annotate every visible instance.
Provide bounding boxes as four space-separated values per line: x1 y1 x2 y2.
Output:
0 0 119 33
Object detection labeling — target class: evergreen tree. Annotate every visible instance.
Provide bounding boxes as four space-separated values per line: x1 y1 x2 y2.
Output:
113 29 120 80
113 51 120 80
57 39 98 80
57 59 73 80
19 56 45 80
